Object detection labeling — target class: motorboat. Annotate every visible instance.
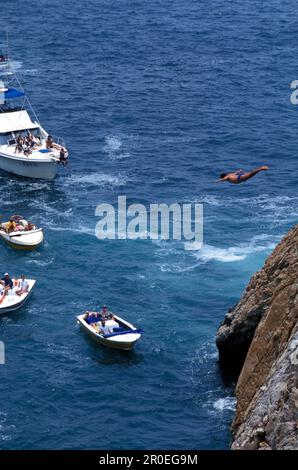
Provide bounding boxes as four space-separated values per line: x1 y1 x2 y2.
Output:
0 53 68 180
0 215 44 250
77 310 143 351
0 278 36 315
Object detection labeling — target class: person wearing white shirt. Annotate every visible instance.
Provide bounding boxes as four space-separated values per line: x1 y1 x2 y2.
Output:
16 275 29 296
99 320 113 336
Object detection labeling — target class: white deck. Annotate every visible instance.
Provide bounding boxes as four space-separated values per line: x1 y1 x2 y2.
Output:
0 142 60 162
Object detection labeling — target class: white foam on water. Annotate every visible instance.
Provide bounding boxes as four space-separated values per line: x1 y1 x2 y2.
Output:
192 193 298 213
22 68 39 75
193 236 278 263
0 412 15 442
30 202 73 218
104 135 122 152
64 172 128 187
159 262 200 273
213 396 236 412
153 235 278 273
47 223 95 237
200 195 221 206
26 256 55 267
103 135 130 160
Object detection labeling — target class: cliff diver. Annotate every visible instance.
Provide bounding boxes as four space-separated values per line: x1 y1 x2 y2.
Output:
216 166 269 184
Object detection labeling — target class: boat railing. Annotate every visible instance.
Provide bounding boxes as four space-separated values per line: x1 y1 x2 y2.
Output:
52 135 66 149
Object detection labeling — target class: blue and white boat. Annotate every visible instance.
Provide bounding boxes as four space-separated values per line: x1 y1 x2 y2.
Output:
0 57 68 180
77 311 143 351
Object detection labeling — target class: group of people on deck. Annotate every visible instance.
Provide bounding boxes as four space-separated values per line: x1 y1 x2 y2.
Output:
84 305 120 335
14 131 41 156
5 217 35 233
13 132 67 165
0 54 7 62
0 273 29 300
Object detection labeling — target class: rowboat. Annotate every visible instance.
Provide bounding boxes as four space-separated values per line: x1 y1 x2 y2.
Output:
0 278 36 315
0 216 44 250
77 311 143 351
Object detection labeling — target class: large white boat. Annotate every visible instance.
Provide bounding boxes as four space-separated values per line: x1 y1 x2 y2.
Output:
0 57 68 180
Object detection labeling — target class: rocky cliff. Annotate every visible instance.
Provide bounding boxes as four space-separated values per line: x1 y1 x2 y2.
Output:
216 225 298 450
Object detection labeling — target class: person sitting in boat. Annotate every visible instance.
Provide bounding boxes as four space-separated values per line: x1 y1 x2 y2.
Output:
84 311 101 324
0 273 13 296
16 275 29 296
99 319 114 336
19 219 28 229
14 136 24 154
100 305 108 318
26 132 35 149
23 144 32 156
6 218 16 233
25 221 35 231
100 305 115 320
46 135 60 151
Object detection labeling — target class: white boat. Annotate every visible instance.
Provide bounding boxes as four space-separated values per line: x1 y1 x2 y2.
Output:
0 57 68 180
0 216 44 250
77 312 143 351
0 278 36 315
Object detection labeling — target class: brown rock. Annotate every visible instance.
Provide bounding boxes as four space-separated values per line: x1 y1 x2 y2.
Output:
216 224 298 449
216 225 298 373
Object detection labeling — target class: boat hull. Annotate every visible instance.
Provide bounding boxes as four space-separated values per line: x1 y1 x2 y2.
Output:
77 314 141 351
0 152 57 180
0 229 44 251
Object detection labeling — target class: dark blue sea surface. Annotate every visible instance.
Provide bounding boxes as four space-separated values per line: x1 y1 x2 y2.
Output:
0 0 297 449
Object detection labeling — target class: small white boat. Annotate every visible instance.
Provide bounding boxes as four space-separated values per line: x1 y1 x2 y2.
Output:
0 216 44 250
77 311 143 351
0 278 36 315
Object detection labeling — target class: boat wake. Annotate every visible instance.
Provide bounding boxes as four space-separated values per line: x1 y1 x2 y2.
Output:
46 223 95 237
63 172 129 188
26 256 55 267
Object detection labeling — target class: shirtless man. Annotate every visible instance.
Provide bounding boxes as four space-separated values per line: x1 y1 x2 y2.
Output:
216 166 269 184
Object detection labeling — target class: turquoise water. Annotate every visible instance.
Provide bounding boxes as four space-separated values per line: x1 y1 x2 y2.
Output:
0 0 297 449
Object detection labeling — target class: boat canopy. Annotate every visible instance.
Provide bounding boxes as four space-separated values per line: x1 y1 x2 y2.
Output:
3 88 25 99
0 110 39 133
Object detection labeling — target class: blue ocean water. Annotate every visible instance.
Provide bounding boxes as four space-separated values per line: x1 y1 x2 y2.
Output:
0 0 297 450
